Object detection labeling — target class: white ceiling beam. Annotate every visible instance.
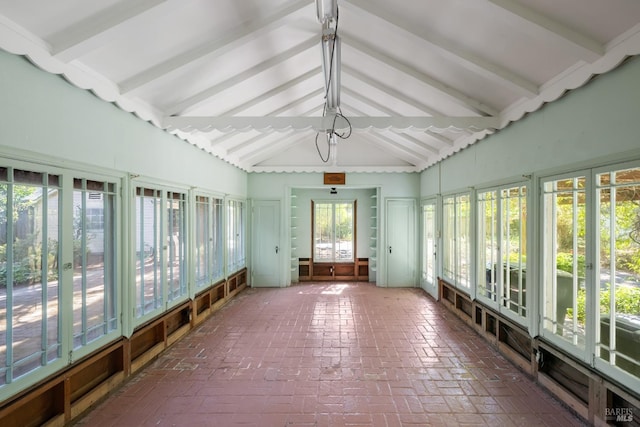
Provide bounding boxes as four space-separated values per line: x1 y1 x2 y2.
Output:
167 36 318 115
342 35 498 116
342 87 454 149
363 132 425 166
163 115 500 133
119 0 311 93
50 0 168 62
387 130 440 155
227 129 294 156
343 65 443 116
240 133 312 166
221 67 321 117
340 103 440 157
209 88 324 147
487 0 603 62
342 0 539 98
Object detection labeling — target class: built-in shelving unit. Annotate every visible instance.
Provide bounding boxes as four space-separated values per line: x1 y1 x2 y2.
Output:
290 192 299 282
369 190 378 282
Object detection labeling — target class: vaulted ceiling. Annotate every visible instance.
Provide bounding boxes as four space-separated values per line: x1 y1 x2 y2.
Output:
1 0 640 173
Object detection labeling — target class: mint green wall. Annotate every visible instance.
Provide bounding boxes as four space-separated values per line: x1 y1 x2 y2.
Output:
0 51 247 195
421 56 640 196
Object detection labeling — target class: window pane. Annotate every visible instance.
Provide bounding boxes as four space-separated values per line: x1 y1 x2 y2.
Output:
443 197 455 281
0 172 61 386
335 203 353 261
478 191 498 302
422 203 436 286
314 203 332 261
212 198 224 280
314 201 354 263
543 177 586 349
166 193 186 301
227 200 246 273
195 197 209 288
502 186 527 317
135 188 162 317
596 168 640 378
456 194 471 289
72 181 117 349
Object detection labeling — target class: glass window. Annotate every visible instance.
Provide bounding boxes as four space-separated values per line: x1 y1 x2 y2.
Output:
0 168 61 386
166 192 186 302
227 199 246 274
313 201 354 262
477 186 527 319
595 167 640 378
542 176 587 349
443 193 470 291
478 190 498 302
134 187 187 318
501 186 527 317
194 195 224 288
135 187 162 317
72 179 117 349
422 202 436 288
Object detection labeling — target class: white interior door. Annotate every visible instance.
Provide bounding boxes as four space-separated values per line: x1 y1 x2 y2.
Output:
252 200 281 287
386 199 416 287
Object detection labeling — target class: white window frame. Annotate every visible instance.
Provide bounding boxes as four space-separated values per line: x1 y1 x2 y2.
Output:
313 200 355 263
132 184 189 327
540 170 592 363
442 192 471 292
194 193 224 290
0 160 122 402
226 198 246 275
476 183 529 326
591 161 640 391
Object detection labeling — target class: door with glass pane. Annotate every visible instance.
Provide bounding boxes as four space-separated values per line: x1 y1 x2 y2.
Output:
422 199 437 296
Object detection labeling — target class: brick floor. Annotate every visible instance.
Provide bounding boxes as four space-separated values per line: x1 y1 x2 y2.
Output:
74 282 587 427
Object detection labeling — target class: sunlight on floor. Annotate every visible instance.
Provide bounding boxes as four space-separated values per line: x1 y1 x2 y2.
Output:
321 283 349 295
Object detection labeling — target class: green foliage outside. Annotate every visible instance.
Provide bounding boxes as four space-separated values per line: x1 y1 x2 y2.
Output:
0 235 59 287
573 284 640 325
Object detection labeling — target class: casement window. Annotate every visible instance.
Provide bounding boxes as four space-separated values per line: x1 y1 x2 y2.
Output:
477 185 527 321
594 166 640 382
443 193 470 291
422 201 437 288
195 195 224 288
134 187 187 319
542 175 587 350
0 167 119 394
226 199 246 274
0 168 62 386
313 201 354 262
72 179 117 349
542 164 640 389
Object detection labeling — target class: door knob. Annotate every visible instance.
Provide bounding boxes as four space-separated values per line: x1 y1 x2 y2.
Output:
275 246 279 254
389 246 392 254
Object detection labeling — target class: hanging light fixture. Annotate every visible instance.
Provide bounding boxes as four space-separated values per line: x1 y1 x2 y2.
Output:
316 0 340 114
314 0 351 164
